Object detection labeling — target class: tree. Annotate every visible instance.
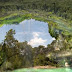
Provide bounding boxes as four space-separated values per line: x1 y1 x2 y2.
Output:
1 29 33 70
17 41 33 67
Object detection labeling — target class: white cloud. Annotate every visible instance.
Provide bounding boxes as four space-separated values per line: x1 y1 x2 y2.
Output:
52 38 56 40
33 32 40 37
28 32 47 47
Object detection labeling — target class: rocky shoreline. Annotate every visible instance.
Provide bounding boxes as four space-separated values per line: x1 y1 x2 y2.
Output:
31 65 57 69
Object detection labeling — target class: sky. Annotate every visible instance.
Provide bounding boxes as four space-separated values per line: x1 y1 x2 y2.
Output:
0 19 55 47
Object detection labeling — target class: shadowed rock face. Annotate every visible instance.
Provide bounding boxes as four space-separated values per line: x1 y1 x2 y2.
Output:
46 49 72 67
46 34 72 67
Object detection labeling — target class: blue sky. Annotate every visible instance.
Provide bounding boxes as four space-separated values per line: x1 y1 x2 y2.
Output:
0 19 55 47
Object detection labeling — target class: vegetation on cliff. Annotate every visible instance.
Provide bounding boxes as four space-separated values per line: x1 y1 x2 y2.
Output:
0 0 72 21
0 0 72 71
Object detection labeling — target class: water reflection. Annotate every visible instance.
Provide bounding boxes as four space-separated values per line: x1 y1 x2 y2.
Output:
13 68 72 72
0 19 55 47
65 68 71 72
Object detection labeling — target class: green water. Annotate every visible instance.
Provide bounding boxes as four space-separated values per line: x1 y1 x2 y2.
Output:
12 68 72 72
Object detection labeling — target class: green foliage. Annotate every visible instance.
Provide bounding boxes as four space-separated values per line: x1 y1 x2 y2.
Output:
33 54 46 66
0 29 33 71
0 0 72 20
0 13 32 25
33 45 58 67
0 0 72 69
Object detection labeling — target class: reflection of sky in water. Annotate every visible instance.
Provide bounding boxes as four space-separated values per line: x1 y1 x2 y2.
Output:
0 19 55 47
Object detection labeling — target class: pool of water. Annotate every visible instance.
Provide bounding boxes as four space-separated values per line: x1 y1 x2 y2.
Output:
0 19 55 47
12 68 72 72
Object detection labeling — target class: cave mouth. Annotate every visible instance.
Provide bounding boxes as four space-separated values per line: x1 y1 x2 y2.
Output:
0 19 55 47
